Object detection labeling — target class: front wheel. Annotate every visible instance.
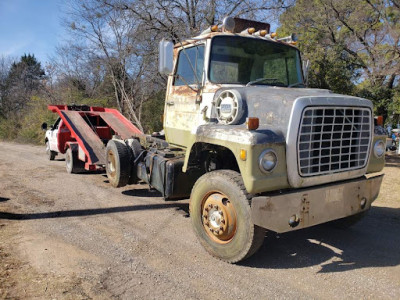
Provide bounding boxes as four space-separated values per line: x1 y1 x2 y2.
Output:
46 141 56 161
190 170 265 263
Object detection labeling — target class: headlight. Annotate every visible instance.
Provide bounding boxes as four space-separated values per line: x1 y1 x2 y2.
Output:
373 140 385 158
259 149 278 173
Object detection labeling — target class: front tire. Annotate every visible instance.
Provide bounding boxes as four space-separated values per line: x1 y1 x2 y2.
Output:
106 140 131 188
190 170 265 263
46 141 56 161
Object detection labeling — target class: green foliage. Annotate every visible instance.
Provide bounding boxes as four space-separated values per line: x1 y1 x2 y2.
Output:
141 91 165 134
279 0 400 121
17 96 57 144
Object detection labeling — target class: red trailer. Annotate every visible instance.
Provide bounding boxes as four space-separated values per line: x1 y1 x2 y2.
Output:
44 104 142 173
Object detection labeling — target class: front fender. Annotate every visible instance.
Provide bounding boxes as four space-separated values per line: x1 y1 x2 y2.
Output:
183 124 290 194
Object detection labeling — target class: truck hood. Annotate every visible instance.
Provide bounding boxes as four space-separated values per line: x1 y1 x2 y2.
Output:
215 86 371 140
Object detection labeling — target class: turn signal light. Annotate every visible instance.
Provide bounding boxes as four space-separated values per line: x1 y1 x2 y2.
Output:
240 149 247 161
246 117 259 130
259 30 267 36
376 115 383 126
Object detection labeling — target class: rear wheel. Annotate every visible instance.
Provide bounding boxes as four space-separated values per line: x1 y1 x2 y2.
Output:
190 170 265 263
106 140 131 188
46 141 56 161
66 148 85 174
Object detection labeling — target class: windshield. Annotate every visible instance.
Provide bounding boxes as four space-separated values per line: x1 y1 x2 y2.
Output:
209 36 303 86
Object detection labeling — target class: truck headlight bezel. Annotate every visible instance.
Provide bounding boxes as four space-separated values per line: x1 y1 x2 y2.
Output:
373 140 385 158
259 149 278 173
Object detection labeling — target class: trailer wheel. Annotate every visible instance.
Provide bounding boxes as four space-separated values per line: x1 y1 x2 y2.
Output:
46 141 56 161
190 170 265 263
128 139 143 184
329 211 368 229
66 148 85 174
106 140 131 188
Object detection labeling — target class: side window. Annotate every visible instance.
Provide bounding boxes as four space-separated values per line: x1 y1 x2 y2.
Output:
53 118 61 130
174 45 205 86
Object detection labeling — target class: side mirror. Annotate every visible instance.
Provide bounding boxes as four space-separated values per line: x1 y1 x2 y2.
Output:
41 122 48 131
302 59 310 86
159 39 174 75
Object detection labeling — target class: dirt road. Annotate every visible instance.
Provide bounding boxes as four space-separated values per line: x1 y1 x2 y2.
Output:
0 141 399 299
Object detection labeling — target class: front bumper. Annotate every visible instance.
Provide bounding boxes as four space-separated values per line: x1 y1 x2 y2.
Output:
251 174 383 233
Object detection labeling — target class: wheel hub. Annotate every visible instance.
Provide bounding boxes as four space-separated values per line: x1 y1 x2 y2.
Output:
202 192 237 243
107 150 116 177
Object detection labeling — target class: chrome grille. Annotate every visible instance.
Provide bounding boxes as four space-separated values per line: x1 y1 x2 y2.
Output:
298 107 371 176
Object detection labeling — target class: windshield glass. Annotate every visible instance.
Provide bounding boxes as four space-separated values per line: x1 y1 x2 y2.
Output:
209 36 303 86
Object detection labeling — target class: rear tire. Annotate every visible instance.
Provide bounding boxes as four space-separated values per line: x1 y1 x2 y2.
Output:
106 140 131 188
46 141 56 161
66 148 85 174
190 170 265 263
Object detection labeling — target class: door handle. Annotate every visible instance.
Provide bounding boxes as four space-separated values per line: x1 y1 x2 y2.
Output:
166 101 174 106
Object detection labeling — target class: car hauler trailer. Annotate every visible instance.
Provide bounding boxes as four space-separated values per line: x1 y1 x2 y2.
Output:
43 104 142 173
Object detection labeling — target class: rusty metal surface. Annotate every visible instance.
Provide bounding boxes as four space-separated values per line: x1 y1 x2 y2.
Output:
232 17 270 34
202 192 237 244
61 111 106 165
251 174 383 233
98 112 138 140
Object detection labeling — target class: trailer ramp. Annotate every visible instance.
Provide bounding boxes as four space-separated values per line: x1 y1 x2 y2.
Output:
60 110 106 165
49 105 142 167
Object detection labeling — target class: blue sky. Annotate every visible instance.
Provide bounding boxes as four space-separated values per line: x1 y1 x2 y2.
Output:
0 0 66 65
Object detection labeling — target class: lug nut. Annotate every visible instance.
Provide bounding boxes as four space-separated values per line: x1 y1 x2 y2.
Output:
205 207 209 212
203 214 208 219
209 204 213 208
205 222 210 227
215 230 220 234
219 226 224 231
214 205 218 210
209 228 214 233
221 219 225 224
219 211 223 216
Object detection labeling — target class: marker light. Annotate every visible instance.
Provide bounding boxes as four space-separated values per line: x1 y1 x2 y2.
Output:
240 149 247 161
376 116 383 126
259 30 267 36
241 27 256 34
270 32 277 38
246 117 259 130
211 25 219 32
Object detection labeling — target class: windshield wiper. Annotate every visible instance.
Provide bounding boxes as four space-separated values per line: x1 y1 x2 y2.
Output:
246 78 285 87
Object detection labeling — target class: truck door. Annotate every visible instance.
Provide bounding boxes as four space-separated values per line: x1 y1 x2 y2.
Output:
164 44 205 147
49 118 61 152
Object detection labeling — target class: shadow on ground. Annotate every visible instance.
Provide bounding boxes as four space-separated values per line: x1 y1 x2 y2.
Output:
0 199 398 272
242 206 400 272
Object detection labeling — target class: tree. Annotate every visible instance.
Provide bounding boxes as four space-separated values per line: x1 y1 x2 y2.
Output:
61 0 295 131
279 0 400 120
1 54 45 118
